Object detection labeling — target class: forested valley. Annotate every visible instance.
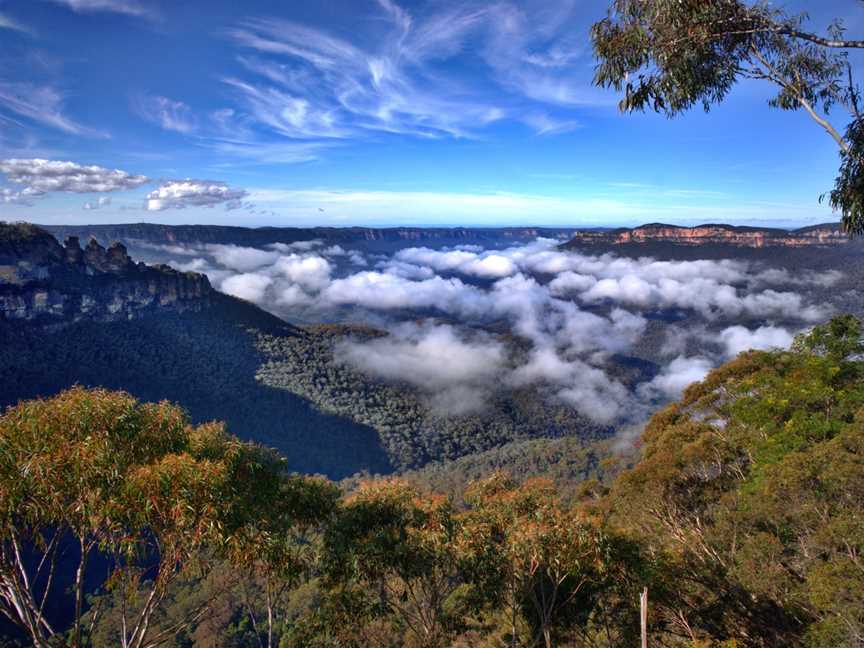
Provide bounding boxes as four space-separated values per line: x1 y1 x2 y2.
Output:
1 317 862 647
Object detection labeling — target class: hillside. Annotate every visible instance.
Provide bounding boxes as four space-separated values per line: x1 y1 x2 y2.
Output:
254 325 611 470
0 223 392 477
5 317 860 647
0 223 612 479
0 222 211 323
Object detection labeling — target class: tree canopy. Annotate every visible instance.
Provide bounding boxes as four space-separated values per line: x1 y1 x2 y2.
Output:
592 0 864 234
0 387 335 648
2 316 863 645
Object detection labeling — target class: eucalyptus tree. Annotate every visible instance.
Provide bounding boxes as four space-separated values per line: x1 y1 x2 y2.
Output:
0 387 288 648
592 0 864 233
322 479 467 648
462 473 612 648
225 475 339 648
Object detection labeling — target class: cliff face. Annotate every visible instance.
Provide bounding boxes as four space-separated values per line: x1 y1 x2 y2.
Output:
0 223 212 324
46 223 575 248
566 223 848 248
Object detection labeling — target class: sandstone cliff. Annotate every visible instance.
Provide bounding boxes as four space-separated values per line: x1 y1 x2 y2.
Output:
0 222 212 324
566 223 847 248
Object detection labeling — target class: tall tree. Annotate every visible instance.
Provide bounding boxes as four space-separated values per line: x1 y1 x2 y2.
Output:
592 0 864 234
225 475 339 648
322 479 467 648
462 474 611 648
0 387 287 648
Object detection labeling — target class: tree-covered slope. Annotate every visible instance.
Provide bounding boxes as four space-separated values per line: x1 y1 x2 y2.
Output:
604 315 864 646
0 293 392 479
254 325 609 471
3 317 862 647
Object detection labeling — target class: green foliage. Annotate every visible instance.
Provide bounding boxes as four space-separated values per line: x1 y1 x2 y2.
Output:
322 480 468 647
400 436 621 506
607 314 864 645
255 325 607 471
0 387 323 648
828 116 864 235
0 300 392 479
592 0 864 233
3 315 863 646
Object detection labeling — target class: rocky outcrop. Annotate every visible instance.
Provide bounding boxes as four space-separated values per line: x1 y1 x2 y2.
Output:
0 222 212 324
566 223 848 248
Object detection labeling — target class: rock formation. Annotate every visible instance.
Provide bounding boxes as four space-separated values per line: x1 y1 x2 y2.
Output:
0 222 212 324
566 223 848 248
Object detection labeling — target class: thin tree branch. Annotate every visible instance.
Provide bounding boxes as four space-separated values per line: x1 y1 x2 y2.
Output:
749 47 851 153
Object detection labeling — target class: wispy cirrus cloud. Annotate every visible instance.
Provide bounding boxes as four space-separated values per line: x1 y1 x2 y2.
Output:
133 95 197 134
478 0 612 107
0 13 34 35
43 0 153 18
0 82 108 138
224 0 603 143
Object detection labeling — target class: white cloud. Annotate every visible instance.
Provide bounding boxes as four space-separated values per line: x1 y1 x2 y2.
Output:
207 244 280 271
638 356 713 401
395 246 518 278
134 95 196 133
719 325 795 359
0 158 149 193
348 251 367 266
219 272 273 303
146 180 248 211
509 346 634 424
322 271 488 315
271 253 332 290
154 237 832 426
0 83 107 137
270 240 322 252
83 196 112 210
44 0 152 17
548 271 597 294
338 323 507 415
1 186 42 205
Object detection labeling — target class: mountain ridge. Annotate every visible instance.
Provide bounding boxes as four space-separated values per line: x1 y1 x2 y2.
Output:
41 221 851 251
564 221 847 248
45 223 578 249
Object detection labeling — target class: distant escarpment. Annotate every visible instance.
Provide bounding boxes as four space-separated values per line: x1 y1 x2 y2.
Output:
46 223 576 249
565 222 848 248
0 222 212 324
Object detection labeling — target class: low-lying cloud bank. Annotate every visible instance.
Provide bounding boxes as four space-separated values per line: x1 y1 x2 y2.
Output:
154 238 835 424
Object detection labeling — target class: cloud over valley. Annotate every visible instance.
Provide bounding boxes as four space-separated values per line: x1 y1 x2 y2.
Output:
144 237 835 427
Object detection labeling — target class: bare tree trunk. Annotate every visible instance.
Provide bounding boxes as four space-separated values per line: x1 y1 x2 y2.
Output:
72 536 90 647
640 587 648 648
266 579 274 648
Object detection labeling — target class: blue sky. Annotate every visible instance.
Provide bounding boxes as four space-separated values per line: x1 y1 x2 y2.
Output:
0 0 858 227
